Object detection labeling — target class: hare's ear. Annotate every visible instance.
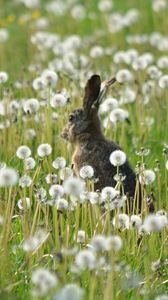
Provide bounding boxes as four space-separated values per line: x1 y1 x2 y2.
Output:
83 74 101 111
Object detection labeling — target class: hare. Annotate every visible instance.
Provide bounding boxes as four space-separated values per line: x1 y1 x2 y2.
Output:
61 74 140 211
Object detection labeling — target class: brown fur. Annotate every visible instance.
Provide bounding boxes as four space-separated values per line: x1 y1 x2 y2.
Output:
61 75 142 211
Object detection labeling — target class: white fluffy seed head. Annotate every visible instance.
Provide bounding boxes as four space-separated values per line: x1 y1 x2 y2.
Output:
77 230 86 243
24 157 36 170
0 71 8 83
0 167 19 187
23 98 40 114
37 143 52 157
139 169 156 185
116 69 133 83
52 157 66 169
109 150 127 166
159 75 168 89
75 249 96 271
41 69 58 87
50 93 67 108
55 284 84 300
79 165 94 179
63 177 85 196
16 145 31 160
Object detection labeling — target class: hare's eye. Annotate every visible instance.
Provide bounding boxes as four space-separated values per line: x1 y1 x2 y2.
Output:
69 114 74 122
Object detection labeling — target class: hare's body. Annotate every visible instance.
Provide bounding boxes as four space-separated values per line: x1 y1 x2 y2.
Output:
61 74 140 210
72 137 136 198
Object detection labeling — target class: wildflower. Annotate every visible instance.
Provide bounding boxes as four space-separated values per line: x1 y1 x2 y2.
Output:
132 56 148 70
151 259 161 271
152 0 167 12
17 197 31 210
19 175 32 188
25 128 36 139
52 157 66 169
46 173 58 184
157 56 168 69
41 69 58 87
110 108 129 123
23 98 40 114
0 29 9 42
71 4 86 20
88 191 99 204
139 170 156 185
143 214 167 232
37 143 52 157
100 186 119 203
110 150 127 166
116 69 133 83
49 184 64 198
77 230 86 243
91 235 107 252
0 71 8 84
75 249 96 271
24 157 36 170
90 46 104 58
159 75 168 89
79 165 94 179
32 77 45 90
99 97 118 114
147 65 162 79
56 198 68 210
60 167 73 181
105 194 126 210
35 187 47 203
50 93 67 108
106 235 123 251
155 295 168 300
54 284 84 300
112 213 129 229
16 145 31 160
0 167 18 187
31 268 58 297
98 0 113 12
130 215 142 229
63 177 85 196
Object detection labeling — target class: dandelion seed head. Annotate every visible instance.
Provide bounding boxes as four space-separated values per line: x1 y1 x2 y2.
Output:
23 98 40 114
19 175 32 188
139 169 156 185
110 150 127 166
50 93 67 108
37 143 52 157
52 157 66 169
17 197 31 210
116 69 133 83
54 284 84 300
0 167 19 187
16 145 31 160
49 184 64 198
0 71 8 84
75 249 96 271
31 268 58 297
77 230 86 243
79 165 94 179
63 177 85 196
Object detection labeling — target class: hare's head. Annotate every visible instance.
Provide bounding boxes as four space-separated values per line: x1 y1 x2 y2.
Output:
61 74 115 143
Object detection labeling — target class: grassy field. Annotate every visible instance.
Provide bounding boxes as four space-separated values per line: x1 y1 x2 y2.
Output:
0 0 168 299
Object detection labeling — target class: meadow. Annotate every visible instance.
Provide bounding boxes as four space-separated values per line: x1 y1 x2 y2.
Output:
0 0 168 299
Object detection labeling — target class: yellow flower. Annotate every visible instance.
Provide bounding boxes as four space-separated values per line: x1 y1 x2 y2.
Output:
31 10 41 20
6 15 16 23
